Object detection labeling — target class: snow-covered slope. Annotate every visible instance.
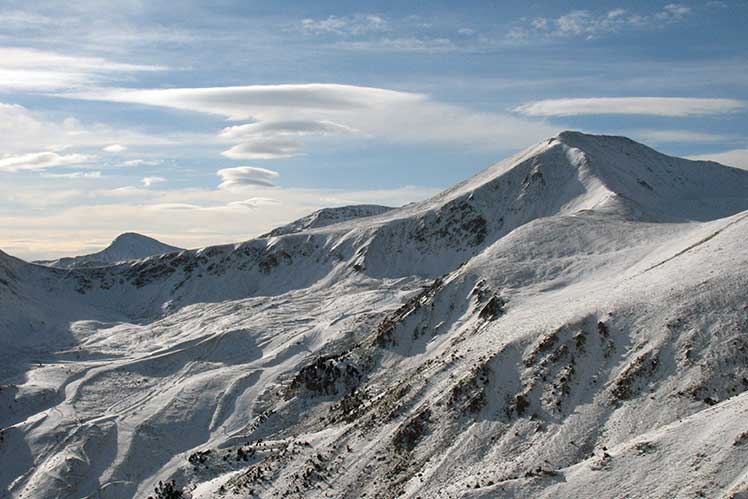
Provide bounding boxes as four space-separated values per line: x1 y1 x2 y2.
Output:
35 232 183 269
262 204 393 237
2 132 748 499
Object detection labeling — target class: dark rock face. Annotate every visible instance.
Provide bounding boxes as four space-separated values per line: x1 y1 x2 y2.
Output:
286 355 362 398
393 407 431 453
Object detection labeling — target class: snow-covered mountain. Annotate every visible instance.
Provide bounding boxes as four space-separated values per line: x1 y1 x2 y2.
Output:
2 132 748 499
262 204 393 237
34 232 183 269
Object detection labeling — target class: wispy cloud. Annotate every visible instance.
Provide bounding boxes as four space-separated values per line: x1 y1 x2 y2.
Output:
514 97 747 117
0 151 94 172
121 159 162 167
0 10 53 28
229 197 281 208
299 14 388 36
335 37 456 53
0 47 166 91
630 129 738 144
296 13 462 53
510 4 692 41
217 166 280 189
41 170 102 179
148 203 202 211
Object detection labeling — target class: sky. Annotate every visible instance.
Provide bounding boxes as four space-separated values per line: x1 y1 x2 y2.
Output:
0 0 746 260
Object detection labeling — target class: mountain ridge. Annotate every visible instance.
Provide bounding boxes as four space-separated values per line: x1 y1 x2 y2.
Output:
262 204 393 237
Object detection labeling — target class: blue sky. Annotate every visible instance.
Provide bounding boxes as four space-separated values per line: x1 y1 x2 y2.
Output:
0 0 746 259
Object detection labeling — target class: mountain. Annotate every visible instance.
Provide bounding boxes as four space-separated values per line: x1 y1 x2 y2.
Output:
2 132 748 499
262 204 393 237
34 232 183 268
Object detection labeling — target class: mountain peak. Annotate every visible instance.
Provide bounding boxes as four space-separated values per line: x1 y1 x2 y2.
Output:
554 130 646 149
556 129 587 141
111 232 164 246
544 130 748 221
35 232 183 269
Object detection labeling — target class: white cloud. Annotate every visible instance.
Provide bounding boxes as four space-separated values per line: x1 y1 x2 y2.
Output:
300 14 388 36
336 37 457 52
0 47 166 91
69 83 557 151
41 171 102 179
217 166 280 189
219 120 357 159
220 120 356 140
72 84 421 120
106 186 149 197
0 151 94 172
148 203 202 211
0 102 182 154
656 4 692 20
121 159 162 167
514 97 747 117
688 149 748 170
103 144 127 153
229 197 281 208
607 9 627 19
630 129 737 144
221 138 303 160
142 176 166 187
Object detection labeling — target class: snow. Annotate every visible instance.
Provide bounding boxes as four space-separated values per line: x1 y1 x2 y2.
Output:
1 131 748 498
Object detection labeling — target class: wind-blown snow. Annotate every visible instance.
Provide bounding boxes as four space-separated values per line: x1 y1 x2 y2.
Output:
1 132 748 499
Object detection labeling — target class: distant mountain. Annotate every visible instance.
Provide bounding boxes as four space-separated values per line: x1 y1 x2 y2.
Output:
4 132 748 499
262 204 393 237
34 232 183 268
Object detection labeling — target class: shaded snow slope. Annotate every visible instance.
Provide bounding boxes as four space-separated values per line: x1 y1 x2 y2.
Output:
2 132 748 499
35 233 183 269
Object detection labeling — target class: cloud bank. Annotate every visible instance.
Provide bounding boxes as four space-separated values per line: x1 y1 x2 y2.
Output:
689 149 748 170
515 97 746 117
70 83 557 157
